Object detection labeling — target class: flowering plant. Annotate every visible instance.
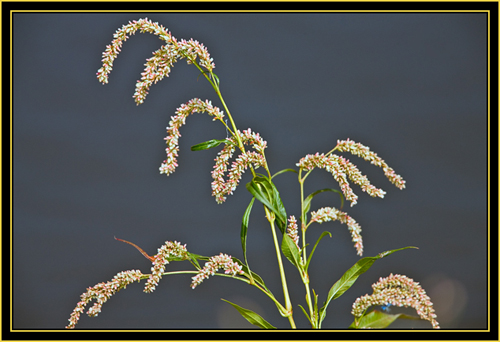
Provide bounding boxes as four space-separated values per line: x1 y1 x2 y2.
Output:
66 18 439 330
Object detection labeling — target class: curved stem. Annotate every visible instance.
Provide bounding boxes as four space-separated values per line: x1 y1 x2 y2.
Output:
154 269 287 316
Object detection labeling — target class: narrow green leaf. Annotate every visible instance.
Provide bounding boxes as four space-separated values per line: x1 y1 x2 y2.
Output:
246 177 287 234
298 304 311 324
318 246 418 328
231 257 270 292
349 310 421 329
186 252 203 269
246 177 274 211
349 310 403 329
305 231 332 272
221 299 276 329
281 234 302 269
271 168 298 179
190 139 228 151
211 72 220 87
241 198 255 267
303 188 344 218
312 289 320 329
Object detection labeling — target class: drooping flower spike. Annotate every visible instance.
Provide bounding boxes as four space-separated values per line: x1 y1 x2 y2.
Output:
159 98 225 176
191 253 244 289
97 18 215 105
66 239 190 329
310 207 363 256
297 139 405 207
211 128 267 203
143 241 189 293
351 273 440 329
65 270 144 329
336 139 406 190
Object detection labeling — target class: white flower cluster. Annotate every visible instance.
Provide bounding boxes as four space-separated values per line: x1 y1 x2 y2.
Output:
96 18 215 105
191 253 244 289
65 270 144 329
351 273 439 329
211 129 267 203
310 207 363 256
159 98 225 176
144 241 188 293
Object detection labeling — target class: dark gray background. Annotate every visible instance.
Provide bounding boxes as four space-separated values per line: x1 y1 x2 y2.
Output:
13 12 488 330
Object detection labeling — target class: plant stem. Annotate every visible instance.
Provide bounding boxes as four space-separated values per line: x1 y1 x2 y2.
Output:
298 170 315 326
265 207 296 328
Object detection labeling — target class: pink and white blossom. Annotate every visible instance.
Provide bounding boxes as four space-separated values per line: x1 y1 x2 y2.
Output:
65 270 143 329
159 98 225 176
351 273 439 329
97 18 215 105
310 207 363 256
191 253 244 289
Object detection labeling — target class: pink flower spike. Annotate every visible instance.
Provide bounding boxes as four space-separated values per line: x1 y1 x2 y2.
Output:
191 253 244 289
65 270 143 329
351 273 440 329
143 241 188 293
336 139 406 190
310 207 363 256
210 129 267 204
160 98 225 176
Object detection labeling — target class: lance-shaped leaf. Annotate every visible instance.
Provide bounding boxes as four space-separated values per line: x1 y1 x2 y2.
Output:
246 176 287 234
271 168 298 179
318 246 418 328
190 139 229 151
221 299 276 329
231 256 270 293
241 197 255 267
349 310 420 329
305 231 332 272
281 233 302 270
303 188 344 218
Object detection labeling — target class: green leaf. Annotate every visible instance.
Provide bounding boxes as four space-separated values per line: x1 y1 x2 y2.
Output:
349 310 421 329
271 168 298 179
318 246 418 328
303 188 344 218
221 299 276 329
349 310 401 329
231 257 270 292
246 177 287 234
190 139 228 151
281 234 302 269
298 304 311 323
241 198 255 267
305 231 332 272
186 252 202 269
210 72 220 87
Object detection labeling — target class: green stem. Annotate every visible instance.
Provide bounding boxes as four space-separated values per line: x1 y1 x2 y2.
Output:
188 58 245 154
265 207 296 328
298 170 315 327
154 269 287 313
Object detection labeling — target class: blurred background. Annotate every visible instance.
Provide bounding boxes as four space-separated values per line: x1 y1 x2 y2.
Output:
12 12 488 330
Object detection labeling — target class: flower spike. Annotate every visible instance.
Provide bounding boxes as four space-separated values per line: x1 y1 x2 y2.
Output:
191 253 244 289
310 207 363 256
97 18 215 105
336 139 406 190
159 98 225 176
65 270 144 329
297 139 404 207
287 216 300 249
210 129 268 203
143 241 189 293
351 273 439 329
